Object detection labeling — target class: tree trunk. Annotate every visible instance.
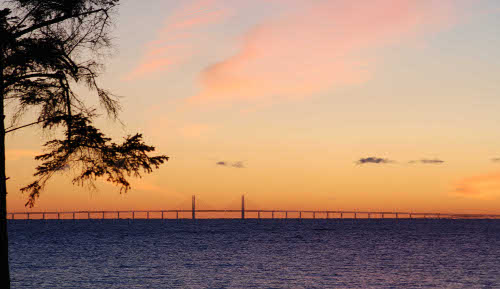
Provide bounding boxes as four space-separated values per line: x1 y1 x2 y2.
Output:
0 46 11 289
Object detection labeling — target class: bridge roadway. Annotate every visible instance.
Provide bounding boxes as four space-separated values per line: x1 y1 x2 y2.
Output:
6 209 500 220
8 195 500 220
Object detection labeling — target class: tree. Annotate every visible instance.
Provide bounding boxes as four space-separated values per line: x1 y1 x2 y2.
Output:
0 1 168 287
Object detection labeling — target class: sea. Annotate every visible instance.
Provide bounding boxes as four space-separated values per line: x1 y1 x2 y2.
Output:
8 219 500 288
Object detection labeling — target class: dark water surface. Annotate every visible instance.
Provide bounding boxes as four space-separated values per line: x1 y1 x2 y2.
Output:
8 219 500 288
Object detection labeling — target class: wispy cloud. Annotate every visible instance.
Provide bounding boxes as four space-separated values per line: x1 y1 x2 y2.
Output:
356 157 394 165
216 160 246 168
189 0 456 105
409 159 445 164
491 158 500 163
231 161 245 168
356 157 446 165
125 0 232 80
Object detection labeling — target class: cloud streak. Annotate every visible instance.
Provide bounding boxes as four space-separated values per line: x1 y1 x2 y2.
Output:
216 160 246 168
409 159 445 164
357 157 445 165
189 0 456 105
356 157 393 165
231 161 245 168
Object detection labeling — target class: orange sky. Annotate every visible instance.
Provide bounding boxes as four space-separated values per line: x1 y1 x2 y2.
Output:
6 0 500 214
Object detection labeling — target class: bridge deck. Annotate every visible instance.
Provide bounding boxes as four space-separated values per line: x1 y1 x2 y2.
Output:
6 209 500 220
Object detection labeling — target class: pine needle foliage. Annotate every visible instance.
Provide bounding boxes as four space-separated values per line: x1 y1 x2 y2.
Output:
0 0 168 207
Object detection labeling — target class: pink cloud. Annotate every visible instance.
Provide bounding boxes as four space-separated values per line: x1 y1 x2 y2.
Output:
125 57 180 81
453 172 500 200
125 0 232 81
189 0 456 105
168 9 230 31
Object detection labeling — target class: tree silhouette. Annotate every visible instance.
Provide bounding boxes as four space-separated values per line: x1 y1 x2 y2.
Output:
0 1 168 287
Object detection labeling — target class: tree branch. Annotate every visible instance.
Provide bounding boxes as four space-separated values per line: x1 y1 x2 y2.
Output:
4 73 62 87
14 3 42 31
5 118 47 134
13 8 107 38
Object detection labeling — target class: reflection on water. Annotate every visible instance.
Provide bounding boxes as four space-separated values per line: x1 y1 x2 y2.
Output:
9 219 500 288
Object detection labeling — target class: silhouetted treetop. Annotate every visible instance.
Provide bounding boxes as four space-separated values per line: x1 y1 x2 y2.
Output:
2 0 120 124
0 0 168 207
21 114 168 208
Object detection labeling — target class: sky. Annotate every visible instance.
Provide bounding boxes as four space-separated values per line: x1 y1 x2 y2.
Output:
5 0 500 214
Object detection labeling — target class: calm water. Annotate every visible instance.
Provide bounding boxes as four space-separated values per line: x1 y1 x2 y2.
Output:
8 219 500 288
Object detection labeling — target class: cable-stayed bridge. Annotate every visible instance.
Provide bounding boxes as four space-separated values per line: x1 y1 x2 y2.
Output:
7 195 500 220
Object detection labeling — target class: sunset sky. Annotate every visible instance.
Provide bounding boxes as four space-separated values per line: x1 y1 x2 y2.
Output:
6 0 500 214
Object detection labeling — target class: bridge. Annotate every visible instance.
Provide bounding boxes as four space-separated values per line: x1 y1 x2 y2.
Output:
7 195 500 220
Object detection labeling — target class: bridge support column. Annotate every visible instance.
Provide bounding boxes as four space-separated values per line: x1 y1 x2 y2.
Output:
192 195 196 220
241 195 245 220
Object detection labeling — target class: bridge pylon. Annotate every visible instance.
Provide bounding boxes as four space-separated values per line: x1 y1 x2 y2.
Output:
241 195 245 220
192 195 196 220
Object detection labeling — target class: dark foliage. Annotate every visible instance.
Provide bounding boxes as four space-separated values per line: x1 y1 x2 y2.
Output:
1 0 168 207
21 115 168 207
